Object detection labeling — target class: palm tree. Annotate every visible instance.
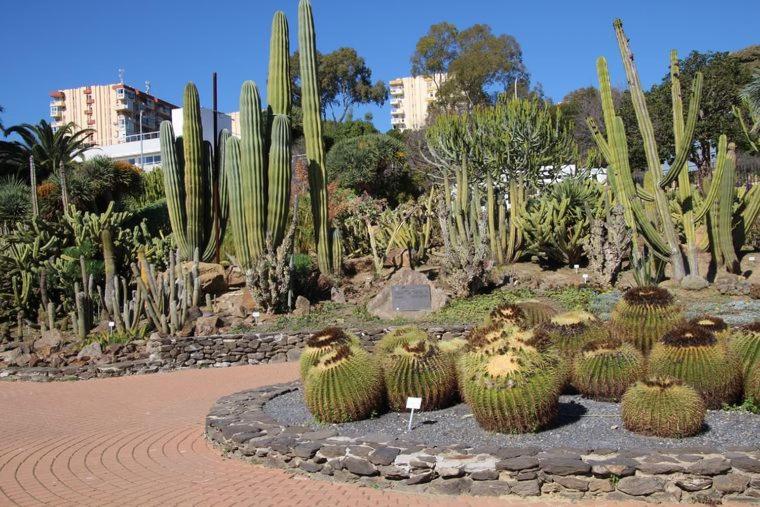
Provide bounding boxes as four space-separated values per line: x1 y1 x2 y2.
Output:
3 120 94 178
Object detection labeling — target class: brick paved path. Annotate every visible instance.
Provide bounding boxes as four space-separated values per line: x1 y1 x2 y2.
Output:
1 363 651 506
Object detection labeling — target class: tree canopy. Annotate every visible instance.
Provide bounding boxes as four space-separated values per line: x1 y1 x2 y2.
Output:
411 22 530 112
561 86 622 163
290 47 388 121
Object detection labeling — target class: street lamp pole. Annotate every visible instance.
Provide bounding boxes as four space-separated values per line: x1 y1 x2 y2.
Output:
139 109 144 170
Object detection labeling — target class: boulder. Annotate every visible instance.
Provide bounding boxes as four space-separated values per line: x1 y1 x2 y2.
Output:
195 315 222 336
292 296 311 317
330 287 346 304
77 342 103 361
214 289 256 318
367 268 447 320
182 262 227 295
33 329 63 357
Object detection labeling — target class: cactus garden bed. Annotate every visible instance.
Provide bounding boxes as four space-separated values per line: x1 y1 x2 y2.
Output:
206 382 760 502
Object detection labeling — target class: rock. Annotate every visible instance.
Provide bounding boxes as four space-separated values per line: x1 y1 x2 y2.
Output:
299 461 322 473
510 479 540 496
616 476 664 496
675 476 712 492
189 262 227 295
635 462 684 474
293 442 322 459
589 458 637 478
539 456 591 476
588 478 614 493
470 469 499 481
330 287 346 304
437 466 464 478
194 315 221 336
687 457 732 476
680 274 710 291
343 457 377 476
0 347 21 365
369 447 400 466
226 266 246 288
469 481 511 496
553 476 589 491
292 296 311 317
77 342 102 361
214 289 256 318
366 268 447 320
496 456 539 471
405 470 434 485
431 477 472 495
732 456 760 473
33 330 63 356
714 473 750 494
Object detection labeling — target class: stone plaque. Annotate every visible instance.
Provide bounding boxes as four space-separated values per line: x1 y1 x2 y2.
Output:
391 285 432 311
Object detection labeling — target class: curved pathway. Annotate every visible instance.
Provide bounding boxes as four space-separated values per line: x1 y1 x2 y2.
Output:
1 364 642 506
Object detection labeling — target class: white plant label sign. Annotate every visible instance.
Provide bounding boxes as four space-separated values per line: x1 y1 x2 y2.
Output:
406 397 422 432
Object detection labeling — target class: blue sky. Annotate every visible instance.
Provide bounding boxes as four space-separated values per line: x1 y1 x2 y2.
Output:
2 0 758 133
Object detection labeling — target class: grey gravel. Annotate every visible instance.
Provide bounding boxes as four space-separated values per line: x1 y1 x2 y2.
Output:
264 388 760 451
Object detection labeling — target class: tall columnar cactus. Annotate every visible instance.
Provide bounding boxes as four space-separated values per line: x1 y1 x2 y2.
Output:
381 338 457 411
299 0 332 274
610 287 684 354
588 21 706 284
225 12 292 270
648 323 742 408
621 377 705 438
160 83 228 261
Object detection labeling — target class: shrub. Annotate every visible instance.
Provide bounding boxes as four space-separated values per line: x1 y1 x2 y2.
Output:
299 327 361 380
459 347 563 433
610 286 684 354
303 344 384 423
381 338 457 411
572 336 645 401
648 323 742 408
621 377 705 438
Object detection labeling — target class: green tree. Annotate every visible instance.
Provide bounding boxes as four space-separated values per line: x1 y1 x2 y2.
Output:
2 120 93 181
326 133 417 205
290 47 388 121
322 118 378 152
411 22 529 111
561 86 622 162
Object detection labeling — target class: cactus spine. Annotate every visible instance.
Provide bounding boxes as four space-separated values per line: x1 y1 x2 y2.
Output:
610 287 684 354
160 83 227 261
299 0 332 274
572 337 644 401
621 378 705 438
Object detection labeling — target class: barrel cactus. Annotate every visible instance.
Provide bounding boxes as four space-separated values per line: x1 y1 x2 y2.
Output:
572 336 645 401
488 303 528 329
459 347 563 433
727 322 760 380
376 327 429 356
516 299 559 327
381 338 457 411
648 323 742 408
610 286 684 354
303 344 384 423
689 315 730 340
300 326 360 380
621 377 705 438
438 338 468 357
536 310 607 357
745 366 760 403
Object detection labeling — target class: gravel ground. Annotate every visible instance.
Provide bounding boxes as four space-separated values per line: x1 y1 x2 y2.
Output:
264 388 760 451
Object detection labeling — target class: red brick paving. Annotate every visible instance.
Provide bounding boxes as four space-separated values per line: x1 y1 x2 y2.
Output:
1 363 656 506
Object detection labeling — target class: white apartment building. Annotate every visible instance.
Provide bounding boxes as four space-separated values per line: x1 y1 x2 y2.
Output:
389 73 447 131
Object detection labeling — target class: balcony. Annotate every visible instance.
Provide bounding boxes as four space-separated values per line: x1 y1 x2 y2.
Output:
86 98 95 105
49 105 63 118
390 117 406 126
390 98 402 105
389 78 403 86
390 87 404 96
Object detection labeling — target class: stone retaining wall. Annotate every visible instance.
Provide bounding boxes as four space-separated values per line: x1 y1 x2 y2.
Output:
153 325 472 369
1 325 472 381
206 382 760 504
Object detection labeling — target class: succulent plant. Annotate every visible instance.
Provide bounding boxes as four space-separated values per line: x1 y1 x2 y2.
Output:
648 323 742 408
745 365 760 403
376 327 429 356
459 347 563 433
303 344 384 423
572 336 645 401
299 327 360 380
610 286 684 354
621 377 706 438
516 299 559 327
488 303 528 329
535 310 607 357
689 315 730 340
381 338 457 411
726 322 760 380
438 337 468 356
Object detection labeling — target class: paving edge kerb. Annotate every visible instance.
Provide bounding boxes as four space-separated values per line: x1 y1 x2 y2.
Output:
205 381 760 504
0 325 472 382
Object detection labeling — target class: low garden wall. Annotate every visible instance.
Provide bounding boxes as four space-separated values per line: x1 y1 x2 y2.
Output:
206 382 760 503
0 325 472 381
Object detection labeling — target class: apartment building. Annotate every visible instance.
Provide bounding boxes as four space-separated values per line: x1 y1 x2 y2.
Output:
389 73 447 131
49 83 176 147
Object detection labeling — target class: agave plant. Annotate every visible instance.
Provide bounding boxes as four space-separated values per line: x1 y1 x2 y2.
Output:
621 377 705 438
